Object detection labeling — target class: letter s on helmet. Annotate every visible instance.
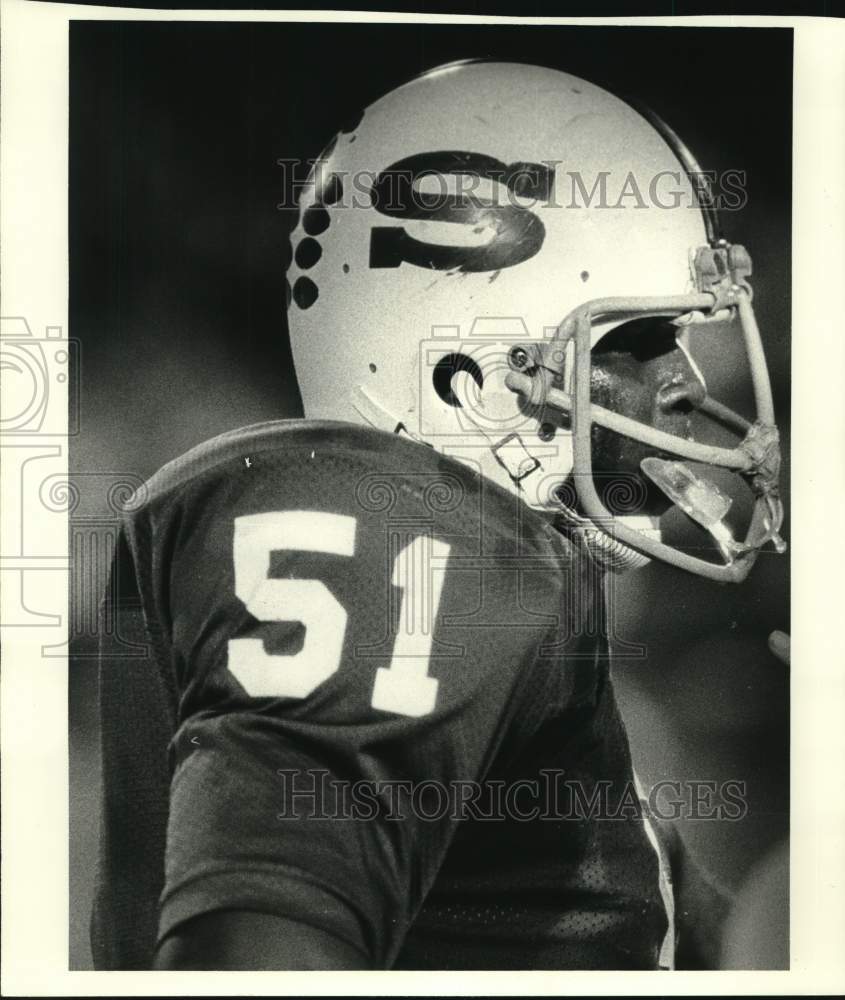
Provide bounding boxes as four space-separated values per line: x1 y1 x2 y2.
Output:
286 60 785 583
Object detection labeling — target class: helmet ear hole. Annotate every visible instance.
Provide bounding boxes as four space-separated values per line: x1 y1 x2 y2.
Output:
432 353 484 408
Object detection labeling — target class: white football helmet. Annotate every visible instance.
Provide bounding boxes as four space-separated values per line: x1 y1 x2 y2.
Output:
286 60 784 582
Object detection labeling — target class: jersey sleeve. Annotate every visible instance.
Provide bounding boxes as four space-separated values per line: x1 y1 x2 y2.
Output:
123 421 590 967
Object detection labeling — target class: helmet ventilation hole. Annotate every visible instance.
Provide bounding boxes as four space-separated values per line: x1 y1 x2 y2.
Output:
293 276 319 310
295 237 322 269
303 205 330 236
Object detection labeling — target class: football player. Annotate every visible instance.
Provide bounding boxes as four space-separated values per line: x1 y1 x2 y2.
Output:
92 61 785 970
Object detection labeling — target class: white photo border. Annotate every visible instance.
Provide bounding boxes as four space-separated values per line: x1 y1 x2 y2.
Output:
1 3 843 995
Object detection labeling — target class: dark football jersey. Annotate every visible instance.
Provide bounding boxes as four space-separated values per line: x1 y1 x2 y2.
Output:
92 419 673 970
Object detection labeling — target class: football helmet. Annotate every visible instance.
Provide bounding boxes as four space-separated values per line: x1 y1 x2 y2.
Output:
286 60 784 582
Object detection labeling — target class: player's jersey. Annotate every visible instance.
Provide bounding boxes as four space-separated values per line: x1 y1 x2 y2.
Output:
92 419 672 969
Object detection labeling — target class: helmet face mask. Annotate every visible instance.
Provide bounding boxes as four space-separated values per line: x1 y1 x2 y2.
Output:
506 259 785 582
286 59 785 582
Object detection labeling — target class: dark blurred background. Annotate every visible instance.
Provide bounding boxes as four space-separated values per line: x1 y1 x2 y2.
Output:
69 21 791 969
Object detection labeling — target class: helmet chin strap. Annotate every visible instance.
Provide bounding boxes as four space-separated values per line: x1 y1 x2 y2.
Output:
552 500 657 574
